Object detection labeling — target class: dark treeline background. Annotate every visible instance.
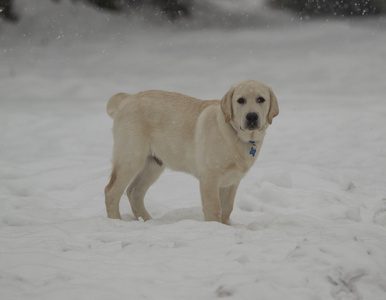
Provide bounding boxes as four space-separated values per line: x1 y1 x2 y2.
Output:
1 0 385 23
268 0 386 16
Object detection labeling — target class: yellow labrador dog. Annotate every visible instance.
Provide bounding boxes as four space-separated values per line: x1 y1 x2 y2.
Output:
105 80 278 224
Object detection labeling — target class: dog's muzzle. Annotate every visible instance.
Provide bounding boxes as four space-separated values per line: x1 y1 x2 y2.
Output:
245 112 259 130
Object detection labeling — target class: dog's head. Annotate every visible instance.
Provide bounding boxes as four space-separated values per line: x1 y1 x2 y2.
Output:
221 79 279 132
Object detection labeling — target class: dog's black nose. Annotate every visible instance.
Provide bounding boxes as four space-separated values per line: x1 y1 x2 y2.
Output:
246 112 258 123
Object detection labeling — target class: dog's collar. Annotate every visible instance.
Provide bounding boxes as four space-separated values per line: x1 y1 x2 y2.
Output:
228 122 258 157
249 140 257 157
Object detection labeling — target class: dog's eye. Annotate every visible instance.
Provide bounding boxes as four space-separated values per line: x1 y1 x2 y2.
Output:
257 97 265 103
237 98 246 104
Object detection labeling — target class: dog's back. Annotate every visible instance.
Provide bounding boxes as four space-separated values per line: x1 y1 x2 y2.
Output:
107 90 218 123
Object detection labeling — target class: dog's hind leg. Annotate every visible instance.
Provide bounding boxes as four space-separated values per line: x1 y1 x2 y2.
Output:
126 156 165 221
105 155 147 220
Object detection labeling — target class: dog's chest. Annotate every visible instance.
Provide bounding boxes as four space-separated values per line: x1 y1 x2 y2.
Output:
220 151 257 187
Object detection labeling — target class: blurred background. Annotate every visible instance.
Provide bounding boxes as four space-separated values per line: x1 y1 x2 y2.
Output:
1 0 386 23
1 0 385 99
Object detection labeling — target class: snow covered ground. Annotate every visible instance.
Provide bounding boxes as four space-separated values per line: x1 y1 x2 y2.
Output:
1 0 386 299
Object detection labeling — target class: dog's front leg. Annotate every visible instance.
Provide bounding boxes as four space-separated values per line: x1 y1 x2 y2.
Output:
220 183 239 225
199 174 221 222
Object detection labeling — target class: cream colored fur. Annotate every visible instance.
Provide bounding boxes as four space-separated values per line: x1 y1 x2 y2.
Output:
105 79 278 224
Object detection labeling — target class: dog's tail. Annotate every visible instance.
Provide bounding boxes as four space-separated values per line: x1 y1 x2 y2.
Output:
106 93 128 119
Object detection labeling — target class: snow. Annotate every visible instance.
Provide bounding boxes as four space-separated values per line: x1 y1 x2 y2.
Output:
1 0 386 299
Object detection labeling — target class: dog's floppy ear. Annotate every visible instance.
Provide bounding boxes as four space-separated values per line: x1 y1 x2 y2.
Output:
267 87 279 125
221 86 234 123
